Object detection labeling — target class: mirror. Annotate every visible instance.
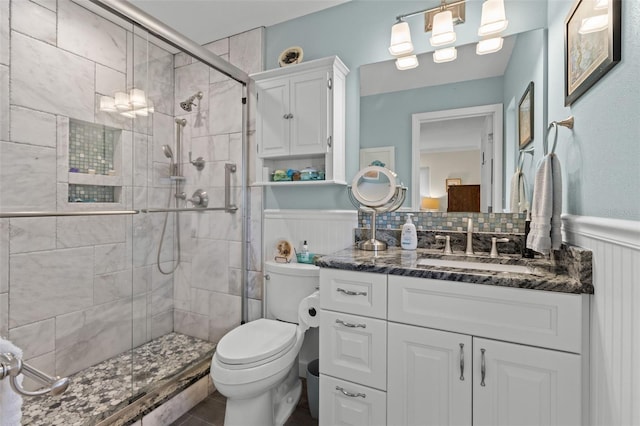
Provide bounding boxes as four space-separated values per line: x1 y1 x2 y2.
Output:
348 166 406 251
360 28 546 213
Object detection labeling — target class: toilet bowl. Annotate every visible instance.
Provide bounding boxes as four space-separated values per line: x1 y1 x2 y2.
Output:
210 261 319 426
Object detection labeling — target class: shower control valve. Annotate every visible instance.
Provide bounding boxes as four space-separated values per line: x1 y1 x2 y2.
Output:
188 189 209 208
189 151 205 171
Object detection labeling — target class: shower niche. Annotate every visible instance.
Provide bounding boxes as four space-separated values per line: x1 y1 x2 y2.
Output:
66 119 123 204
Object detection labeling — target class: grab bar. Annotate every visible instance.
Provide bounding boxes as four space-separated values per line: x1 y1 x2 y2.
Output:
0 210 139 219
0 352 70 397
141 206 237 213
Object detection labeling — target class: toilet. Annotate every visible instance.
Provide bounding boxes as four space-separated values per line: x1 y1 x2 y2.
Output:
210 261 320 426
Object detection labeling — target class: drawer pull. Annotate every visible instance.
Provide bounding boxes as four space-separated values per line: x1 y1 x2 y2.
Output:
335 319 366 329
336 288 367 296
336 386 366 399
459 343 465 381
480 348 486 387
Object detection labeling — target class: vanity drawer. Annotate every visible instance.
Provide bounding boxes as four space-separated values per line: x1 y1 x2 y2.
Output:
319 375 386 426
320 269 387 319
388 275 587 353
319 310 387 390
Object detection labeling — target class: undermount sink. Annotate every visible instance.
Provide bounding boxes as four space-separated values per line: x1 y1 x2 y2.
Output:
416 257 535 274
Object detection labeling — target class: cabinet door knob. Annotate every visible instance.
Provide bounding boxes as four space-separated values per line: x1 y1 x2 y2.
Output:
459 343 465 381
336 386 365 398
480 348 486 387
335 319 366 329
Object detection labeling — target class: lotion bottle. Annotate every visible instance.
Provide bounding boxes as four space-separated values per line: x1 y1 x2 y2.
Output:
401 214 418 250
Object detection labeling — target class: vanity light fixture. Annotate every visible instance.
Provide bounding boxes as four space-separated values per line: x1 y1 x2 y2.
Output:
430 9 456 47
388 20 414 56
478 0 508 37
100 88 154 118
433 46 457 63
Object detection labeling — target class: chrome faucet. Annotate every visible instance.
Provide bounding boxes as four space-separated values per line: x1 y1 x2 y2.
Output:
465 218 474 255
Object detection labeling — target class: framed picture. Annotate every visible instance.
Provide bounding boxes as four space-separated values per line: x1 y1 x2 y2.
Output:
359 146 395 171
564 0 621 106
518 82 534 149
446 178 461 191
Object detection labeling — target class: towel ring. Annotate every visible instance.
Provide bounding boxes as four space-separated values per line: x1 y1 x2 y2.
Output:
545 116 574 155
518 147 535 169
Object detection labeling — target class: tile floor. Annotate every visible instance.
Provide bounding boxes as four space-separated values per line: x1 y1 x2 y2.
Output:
170 379 318 426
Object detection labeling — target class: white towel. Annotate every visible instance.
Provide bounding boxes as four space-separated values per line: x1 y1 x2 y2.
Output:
527 154 562 255
0 338 23 426
509 170 530 213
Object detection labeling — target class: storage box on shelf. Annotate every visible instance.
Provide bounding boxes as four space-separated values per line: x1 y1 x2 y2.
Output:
252 56 349 186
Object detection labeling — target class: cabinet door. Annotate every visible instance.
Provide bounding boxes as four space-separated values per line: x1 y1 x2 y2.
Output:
388 323 472 426
289 70 329 156
473 338 582 426
256 78 290 158
320 375 386 426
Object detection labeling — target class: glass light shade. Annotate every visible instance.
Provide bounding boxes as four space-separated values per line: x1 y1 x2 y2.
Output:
478 0 508 36
433 47 457 63
129 88 147 107
594 0 608 10
430 10 456 47
120 110 136 118
99 96 117 112
146 100 155 114
578 14 608 34
389 21 414 56
476 37 504 55
114 92 130 111
395 55 419 70
421 197 440 211
134 107 148 117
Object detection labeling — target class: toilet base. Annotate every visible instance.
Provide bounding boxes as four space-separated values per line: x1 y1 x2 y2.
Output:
223 364 302 426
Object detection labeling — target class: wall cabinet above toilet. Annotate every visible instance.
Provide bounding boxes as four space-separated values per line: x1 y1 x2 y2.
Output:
252 56 349 186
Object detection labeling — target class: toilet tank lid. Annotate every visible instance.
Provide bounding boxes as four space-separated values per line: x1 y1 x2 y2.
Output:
265 260 319 276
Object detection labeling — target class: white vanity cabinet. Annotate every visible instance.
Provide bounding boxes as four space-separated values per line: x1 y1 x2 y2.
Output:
252 56 349 185
319 269 388 426
318 269 589 426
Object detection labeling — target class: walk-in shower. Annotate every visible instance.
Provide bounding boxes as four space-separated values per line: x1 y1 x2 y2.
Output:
0 0 251 423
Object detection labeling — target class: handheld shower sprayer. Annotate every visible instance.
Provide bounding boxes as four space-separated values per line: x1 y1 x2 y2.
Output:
180 91 203 112
162 144 175 175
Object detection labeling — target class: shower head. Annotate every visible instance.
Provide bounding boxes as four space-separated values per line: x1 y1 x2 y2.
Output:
162 144 174 159
180 91 203 112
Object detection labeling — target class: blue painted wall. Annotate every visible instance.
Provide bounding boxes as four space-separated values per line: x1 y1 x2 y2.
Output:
545 0 639 220
262 0 555 211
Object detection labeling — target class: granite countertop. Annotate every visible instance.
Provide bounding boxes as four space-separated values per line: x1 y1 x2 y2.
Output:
316 245 593 294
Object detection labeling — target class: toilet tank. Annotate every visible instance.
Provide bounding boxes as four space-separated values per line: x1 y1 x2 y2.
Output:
264 261 320 323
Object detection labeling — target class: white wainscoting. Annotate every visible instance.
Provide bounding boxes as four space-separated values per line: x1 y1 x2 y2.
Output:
562 214 640 426
263 209 357 261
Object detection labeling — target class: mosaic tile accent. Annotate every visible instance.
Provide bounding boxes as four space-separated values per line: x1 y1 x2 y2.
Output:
69 119 118 175
68 184 115 203
358 211 526 234
21 332 215 426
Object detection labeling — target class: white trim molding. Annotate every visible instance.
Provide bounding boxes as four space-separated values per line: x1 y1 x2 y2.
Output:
562 214 640 250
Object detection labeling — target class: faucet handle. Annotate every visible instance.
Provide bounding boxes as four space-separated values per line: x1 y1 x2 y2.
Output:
490 237 510 258
435 235 453 255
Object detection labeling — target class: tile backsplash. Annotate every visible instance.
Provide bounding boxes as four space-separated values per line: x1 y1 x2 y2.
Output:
358 211 527 234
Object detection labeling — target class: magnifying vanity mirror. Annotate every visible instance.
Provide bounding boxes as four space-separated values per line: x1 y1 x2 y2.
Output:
348 166 406 251
359 28 546 213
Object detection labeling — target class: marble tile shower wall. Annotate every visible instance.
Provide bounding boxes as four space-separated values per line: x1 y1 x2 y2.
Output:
171 28 264 343
0 0 258 386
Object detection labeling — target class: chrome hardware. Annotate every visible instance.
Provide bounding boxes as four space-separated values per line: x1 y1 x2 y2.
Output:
225 163 238 213
480 348 486 386
283 113 293 119
435 235 453 255
328 78 333 90
188 189 209 208
490 237 510 258
335 319 366 329
327 135 332 148
288 113 294 119
1 352 70 397
189 151 205 171
0 210 138 218
264 274 271 280
336 288 367 296
335 386 365 398
459 343 465 381
465 218 474 255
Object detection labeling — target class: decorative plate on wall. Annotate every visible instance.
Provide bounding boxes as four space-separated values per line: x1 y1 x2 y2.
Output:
278 46 304 67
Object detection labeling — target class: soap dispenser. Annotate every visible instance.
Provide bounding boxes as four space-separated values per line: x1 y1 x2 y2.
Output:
401 213 418 250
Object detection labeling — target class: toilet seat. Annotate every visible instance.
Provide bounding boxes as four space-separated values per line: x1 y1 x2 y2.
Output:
216 319 297 370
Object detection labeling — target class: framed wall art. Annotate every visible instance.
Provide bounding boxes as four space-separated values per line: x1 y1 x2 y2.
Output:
564 0 621 106
518 81 534 149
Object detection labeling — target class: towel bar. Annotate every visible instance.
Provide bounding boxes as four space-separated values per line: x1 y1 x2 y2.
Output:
0 352 70 397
